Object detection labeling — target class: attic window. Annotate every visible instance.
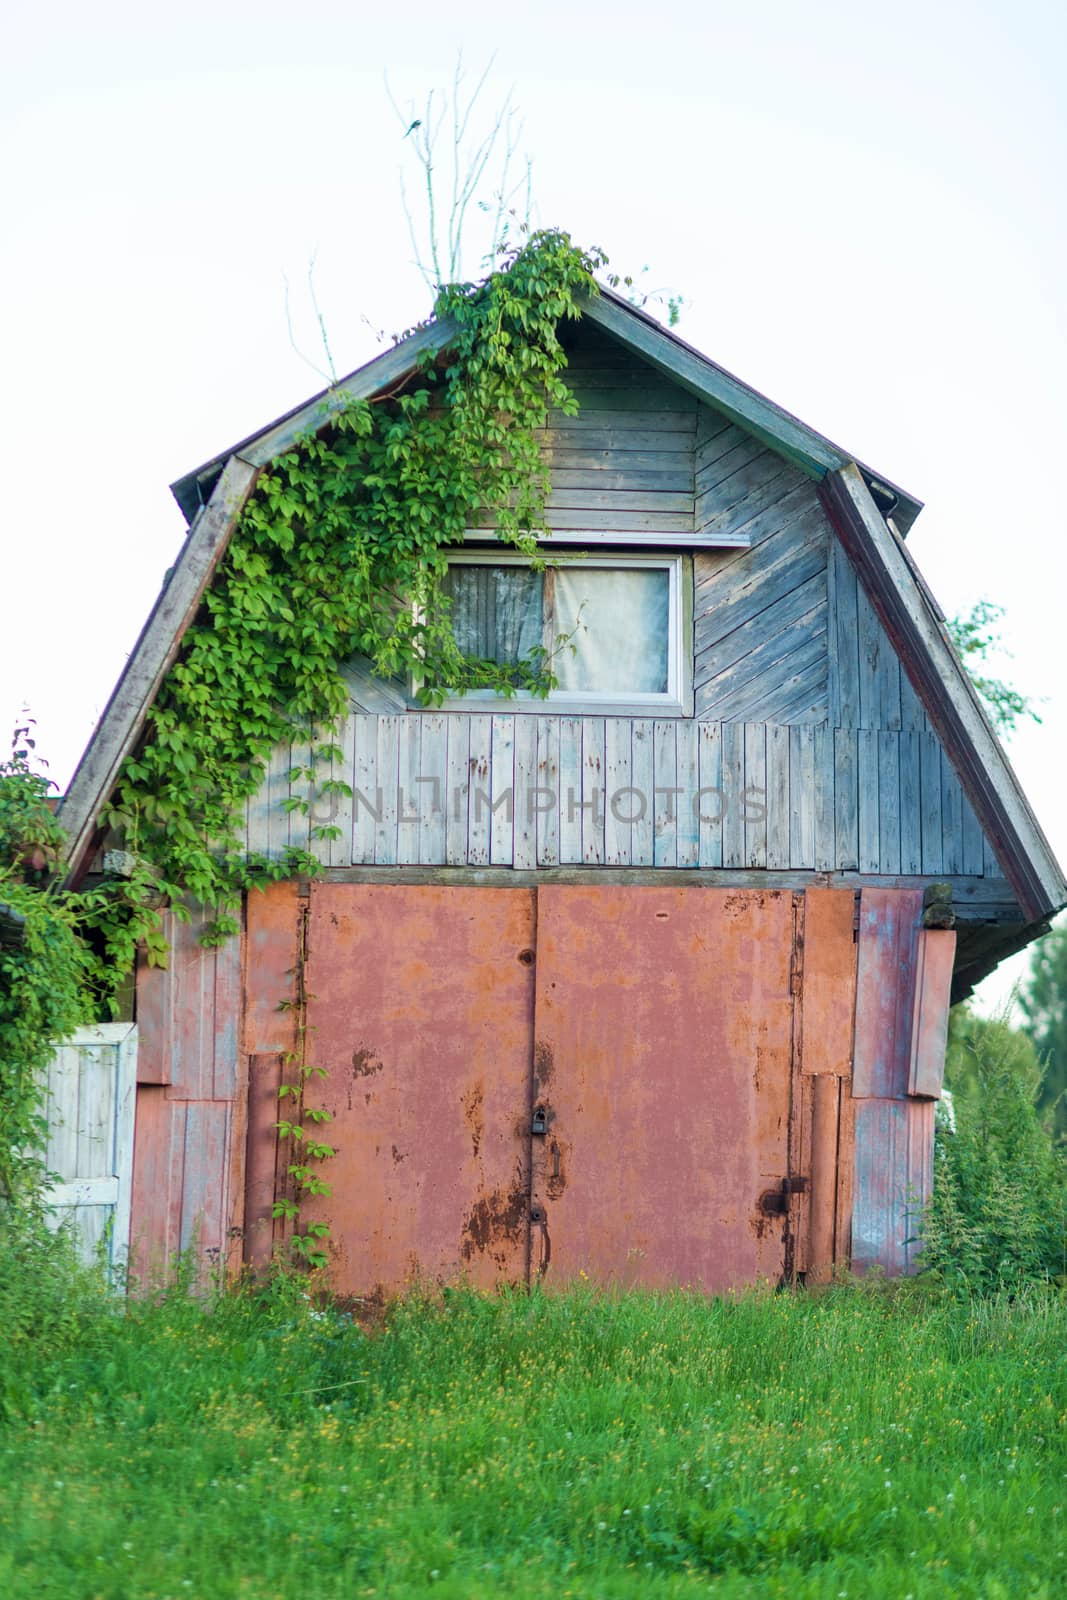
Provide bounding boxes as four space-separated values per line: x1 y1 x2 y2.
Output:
437 553 689 715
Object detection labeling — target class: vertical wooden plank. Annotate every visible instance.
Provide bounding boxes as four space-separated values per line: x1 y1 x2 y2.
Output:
559 716 583 865
856 583 883 730
697 721 723 868
396 714 421 865
834 727 858 871
211 932 241 1102
941 748 964 875
467 714 492 867
675 719 699 868
581 718 606 865
80 1045 114 1179
877 731 901 876
111 1030 138 1270
327 714 356 867
630 718 654 867
418 712 448 865
789 723 815 869
898 729 922 875
490 714 516 865
825 529 839 736
47 1045 79 1177
512 714 539 871
722 721 746 868
879 648 901 732
604 717 632 866
832 538 860 728
852 887 924 1098
536 716 561 867
445 713 471 866
179 1101 229 1260
919 731 943 875
351 714 378 867
264 742 292 862
908 930 956 1098
984 831 1002 880
766 724 790 870
813 723 835 872
374 715 400 865
653 719 678 867
898 662 925 732
744 722 767 868
961 791 984 877
286 734 312 859
857 728 880 874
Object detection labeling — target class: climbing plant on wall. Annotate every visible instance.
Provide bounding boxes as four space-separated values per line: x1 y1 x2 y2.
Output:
105 229 604 945
4 231 605 1247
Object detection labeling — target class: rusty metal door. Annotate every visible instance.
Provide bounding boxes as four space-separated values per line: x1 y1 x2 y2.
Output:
300 883 800 1298
303 883 537 1294
530 887 798 1293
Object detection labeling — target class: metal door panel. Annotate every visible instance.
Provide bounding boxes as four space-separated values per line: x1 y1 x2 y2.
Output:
530 887 796 1292
303 884 535 1296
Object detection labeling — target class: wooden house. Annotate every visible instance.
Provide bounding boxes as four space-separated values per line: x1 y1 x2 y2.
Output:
58 289 1066 1295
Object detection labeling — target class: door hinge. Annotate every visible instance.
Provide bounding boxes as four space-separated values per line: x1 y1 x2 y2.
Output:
758 1176 809 1217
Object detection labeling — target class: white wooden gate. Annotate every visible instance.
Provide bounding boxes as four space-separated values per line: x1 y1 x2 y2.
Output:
43 1023 137 1276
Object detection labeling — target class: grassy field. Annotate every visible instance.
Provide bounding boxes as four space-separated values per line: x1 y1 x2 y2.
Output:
1 1257 1065 1599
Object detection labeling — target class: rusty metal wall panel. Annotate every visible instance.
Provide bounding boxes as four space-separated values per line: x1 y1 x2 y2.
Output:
801 889 857 1077
244 882 301 1054
302 883 536 1297
852 887 923 1098
908 929 956 1098
852 1097 934 1275
244 1054 282 1270
530 886 796 1293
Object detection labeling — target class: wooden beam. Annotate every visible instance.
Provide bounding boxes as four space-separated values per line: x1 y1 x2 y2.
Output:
820 464 1066 924
58 455 260 883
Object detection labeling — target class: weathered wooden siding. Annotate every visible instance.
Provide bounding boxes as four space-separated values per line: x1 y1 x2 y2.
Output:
693 476 829 722
247 711 1013 904
130 909 242 1280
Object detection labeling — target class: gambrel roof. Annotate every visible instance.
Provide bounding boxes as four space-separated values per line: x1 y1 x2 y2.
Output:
58 290 1066 968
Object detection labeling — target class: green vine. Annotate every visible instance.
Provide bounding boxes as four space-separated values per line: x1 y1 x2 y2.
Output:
44 229 601 1258
104 230 603 948
269 904 334 1269
0 721 174 1206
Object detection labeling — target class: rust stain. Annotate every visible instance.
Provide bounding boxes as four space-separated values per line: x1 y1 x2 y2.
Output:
351 1045 383 1078
545 1139 566 1200
533 1039 554 1090
391 1145 406 1165
460 1186 527 1265
461 1082 484 1160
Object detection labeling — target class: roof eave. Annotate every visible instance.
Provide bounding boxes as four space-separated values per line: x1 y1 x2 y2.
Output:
820 463 1067 926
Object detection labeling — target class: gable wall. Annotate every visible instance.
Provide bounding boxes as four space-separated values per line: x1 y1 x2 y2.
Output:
231 325 1015 912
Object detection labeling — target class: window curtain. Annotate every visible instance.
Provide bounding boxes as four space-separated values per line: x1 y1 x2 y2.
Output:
552 568 670 694
444 566 543 666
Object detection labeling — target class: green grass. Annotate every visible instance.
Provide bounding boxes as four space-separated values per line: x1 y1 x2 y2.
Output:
1 1251 1065 1599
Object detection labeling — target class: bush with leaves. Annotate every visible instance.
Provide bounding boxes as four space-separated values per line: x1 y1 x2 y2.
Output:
921 1007 1067 1289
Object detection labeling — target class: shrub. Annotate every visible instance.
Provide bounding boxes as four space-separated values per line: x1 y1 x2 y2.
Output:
921 1008 1067 1289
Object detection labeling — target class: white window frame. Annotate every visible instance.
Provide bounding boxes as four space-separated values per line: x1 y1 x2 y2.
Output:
430 551 693 717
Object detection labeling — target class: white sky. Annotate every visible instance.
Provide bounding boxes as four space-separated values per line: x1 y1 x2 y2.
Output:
2 0 1064 1009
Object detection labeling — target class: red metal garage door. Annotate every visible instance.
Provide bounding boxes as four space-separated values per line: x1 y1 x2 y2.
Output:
301 884 799 1298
